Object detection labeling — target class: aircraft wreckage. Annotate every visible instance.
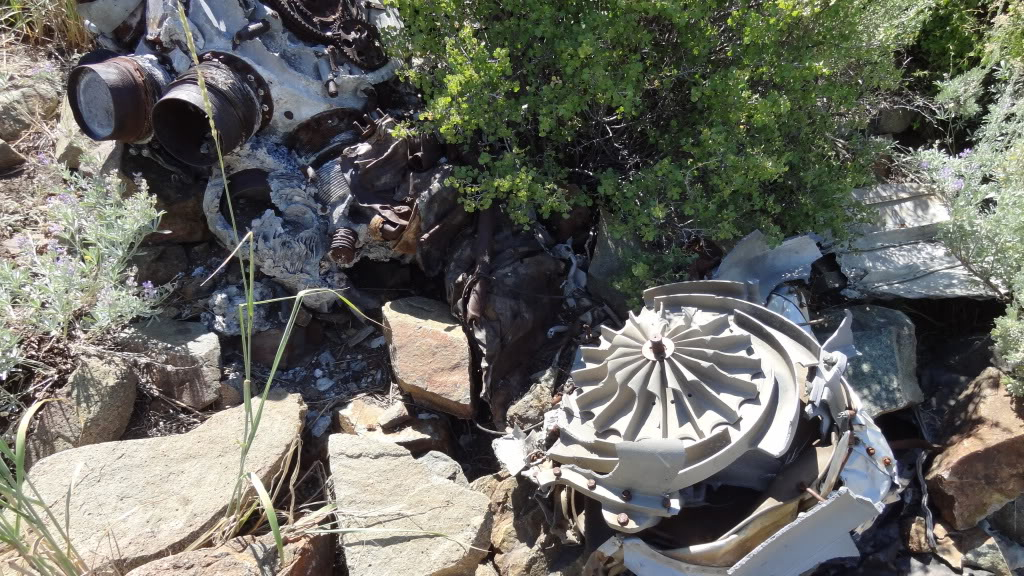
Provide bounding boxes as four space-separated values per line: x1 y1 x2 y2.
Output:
65 1 899 574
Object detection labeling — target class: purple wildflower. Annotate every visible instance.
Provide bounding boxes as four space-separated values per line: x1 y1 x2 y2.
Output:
939 166 953 179
952 178 965 191
36 152 50 166
958 148 972 158
919 161 931 169
46 223 63 235
14 235 30 251
141 280 158 300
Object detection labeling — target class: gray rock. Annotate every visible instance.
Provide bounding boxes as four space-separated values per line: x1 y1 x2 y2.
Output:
0 139 26 172
990 495 1024 547
121 319 222 409
125 532 332 576
26 393 306 573
588 210 640 319
817 305 923 417
328 434 492 576
506 367 556 430
27 356 138 467
876 106 916 135
0 78 61 141
417 450 469 486
378 400 413 430
963 534 1013 576
476 564 499 576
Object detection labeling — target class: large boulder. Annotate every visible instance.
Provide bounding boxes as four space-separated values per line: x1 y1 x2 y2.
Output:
328 434 492 576
383 297 474 419
120 320 222 409
27 356 137 467
25 393 305 572
125 532 332 576
927 368 1024 530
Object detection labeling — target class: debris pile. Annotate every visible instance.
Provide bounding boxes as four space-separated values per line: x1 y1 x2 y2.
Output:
51 2 1024 576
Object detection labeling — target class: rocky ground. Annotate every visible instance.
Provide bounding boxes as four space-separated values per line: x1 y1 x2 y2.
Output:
3 30 1024 576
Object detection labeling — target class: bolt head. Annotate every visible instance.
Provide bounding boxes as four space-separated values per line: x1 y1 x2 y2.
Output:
883 457 892 467
867 447 876 456
552 467 562 478
621 489 632 502
617 513 629 526
587 479 597 490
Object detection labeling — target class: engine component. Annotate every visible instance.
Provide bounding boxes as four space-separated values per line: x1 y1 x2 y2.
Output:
261 0 389 70
233 19 271 48
153 52 273 167
67 54 171 143
528 279 898 575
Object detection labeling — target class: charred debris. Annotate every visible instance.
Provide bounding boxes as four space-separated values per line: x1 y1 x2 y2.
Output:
66 1 943 574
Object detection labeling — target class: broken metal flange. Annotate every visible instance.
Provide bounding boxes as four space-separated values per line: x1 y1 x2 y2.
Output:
67 53 171 143
152 52 273 167
540 280 816 533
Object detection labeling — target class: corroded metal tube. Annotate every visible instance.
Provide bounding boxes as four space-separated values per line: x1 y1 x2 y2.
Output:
152 55 269 167
67 53 170 143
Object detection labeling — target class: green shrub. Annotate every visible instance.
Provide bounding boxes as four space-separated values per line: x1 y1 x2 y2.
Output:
388 0 930 284
0 170 165 383
916 2 1024 393
910 0 989 88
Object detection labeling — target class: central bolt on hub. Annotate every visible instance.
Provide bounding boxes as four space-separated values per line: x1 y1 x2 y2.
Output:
642 333 674 361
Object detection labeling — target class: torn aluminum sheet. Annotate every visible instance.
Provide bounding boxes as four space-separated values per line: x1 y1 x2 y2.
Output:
713 230 822 303
497 275 898 576
601 488 882 576
836 183 996 299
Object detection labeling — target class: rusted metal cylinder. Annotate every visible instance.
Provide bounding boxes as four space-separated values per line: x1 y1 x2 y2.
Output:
314 157 351 207
152 56 268 167
67 54 169 143
329 227 358 264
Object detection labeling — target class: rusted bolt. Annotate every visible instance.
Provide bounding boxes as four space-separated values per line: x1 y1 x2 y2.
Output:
548 424 561 439
587 479 597 490
617 513 629 526
551 393 563 405
867 447 876 456
621 489 632 502
883 457 892 467
649 335 667 359
552 467 562 478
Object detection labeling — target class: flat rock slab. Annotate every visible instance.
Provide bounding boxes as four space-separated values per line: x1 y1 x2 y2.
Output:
26 394 305 572
328 434 492 576
383 297 474 419
125 533 332 576
928 368 1024 530
817 305 923 417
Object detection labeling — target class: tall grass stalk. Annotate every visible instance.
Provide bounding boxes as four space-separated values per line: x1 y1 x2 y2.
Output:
0 403 86 575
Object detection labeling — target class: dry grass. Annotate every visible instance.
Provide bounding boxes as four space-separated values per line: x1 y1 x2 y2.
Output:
0 0 90 53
